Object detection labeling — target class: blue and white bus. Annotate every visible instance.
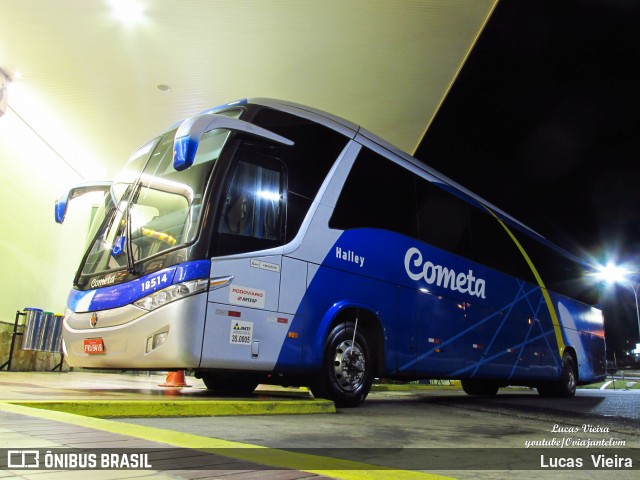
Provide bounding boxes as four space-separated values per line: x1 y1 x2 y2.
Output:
56 98 606 407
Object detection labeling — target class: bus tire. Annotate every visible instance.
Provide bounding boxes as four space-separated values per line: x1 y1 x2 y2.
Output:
202 372 259 395
311 322 374 408
537 353 577 398
461 379 499 396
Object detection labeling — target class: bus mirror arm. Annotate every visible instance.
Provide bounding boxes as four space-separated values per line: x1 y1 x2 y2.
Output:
54 181 113 224
173 113 294 171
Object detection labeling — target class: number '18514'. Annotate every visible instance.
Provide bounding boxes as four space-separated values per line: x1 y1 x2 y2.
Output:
141 273 168 292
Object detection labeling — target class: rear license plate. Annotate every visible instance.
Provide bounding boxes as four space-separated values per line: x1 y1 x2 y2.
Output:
84 338 105 355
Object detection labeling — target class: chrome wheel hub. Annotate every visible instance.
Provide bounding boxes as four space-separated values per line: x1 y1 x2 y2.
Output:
333 340 365 391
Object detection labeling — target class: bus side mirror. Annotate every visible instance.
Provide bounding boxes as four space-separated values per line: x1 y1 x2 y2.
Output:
55 181 113 224
173 113 294 171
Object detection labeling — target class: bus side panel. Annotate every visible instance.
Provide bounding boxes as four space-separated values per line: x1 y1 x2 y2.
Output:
556 297 606 383
200 254 289 370
299 228 592 385
583 333 606 382
200 303 296 370
300 264 396 372
296 228 544 380
462 301 524 380
416 291 465 376
207 255 282 312
396 285 418 376
458 286 561 384
525 318 559 380
274 256 308 369
279 256 308 315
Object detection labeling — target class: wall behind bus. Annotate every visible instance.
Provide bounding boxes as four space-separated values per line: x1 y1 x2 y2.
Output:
0 105 98 322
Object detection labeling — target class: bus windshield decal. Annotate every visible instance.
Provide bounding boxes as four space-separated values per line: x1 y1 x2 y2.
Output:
90 273 122 289
404 247 486 299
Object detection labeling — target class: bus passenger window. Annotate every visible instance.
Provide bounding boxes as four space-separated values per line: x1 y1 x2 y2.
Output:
330 148 418 238
468 206 536 284
415 179 472 259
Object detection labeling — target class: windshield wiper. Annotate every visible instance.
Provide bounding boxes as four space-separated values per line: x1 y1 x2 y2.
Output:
123 185 142 275
124 206 137 275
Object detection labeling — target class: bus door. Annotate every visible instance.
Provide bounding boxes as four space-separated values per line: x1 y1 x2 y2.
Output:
202 253 286 369
200 145 292 370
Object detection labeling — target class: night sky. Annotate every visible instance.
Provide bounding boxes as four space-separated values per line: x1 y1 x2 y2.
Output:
414 0 640 357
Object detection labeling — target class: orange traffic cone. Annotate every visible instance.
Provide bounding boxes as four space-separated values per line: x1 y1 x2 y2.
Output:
159 370 191 387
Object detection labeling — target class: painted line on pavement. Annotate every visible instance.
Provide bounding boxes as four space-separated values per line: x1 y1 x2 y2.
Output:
7 398 335 417
0 402 452 480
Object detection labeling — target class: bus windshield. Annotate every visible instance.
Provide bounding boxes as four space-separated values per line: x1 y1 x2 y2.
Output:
78 127 233 280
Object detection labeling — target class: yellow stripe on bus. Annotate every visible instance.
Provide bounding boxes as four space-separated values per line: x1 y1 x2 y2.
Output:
485 208 566 358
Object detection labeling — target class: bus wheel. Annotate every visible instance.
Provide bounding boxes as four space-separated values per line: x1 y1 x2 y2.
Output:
461 379 499 396
202 372 259 396
311 322 374 408
537 353 577 398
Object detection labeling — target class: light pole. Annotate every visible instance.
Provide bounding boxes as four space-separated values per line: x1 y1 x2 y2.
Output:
630 282 640 342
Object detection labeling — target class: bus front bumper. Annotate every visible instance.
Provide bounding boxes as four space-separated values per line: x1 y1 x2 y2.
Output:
62 293 207 369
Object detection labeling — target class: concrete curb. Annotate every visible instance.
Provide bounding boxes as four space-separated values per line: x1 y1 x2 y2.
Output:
6 398 336 417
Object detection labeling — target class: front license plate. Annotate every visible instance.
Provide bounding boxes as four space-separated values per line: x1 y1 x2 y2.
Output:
84 338 105 355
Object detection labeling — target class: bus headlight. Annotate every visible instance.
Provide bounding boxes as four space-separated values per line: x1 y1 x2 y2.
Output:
134 278 209 311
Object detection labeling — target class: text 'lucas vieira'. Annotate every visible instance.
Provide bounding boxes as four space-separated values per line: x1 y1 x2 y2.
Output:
540 454 632 468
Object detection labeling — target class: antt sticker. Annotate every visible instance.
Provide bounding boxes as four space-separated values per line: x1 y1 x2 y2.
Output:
229 320 253 345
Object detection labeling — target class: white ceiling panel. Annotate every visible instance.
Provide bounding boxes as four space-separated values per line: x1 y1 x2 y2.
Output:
0 0 496 178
